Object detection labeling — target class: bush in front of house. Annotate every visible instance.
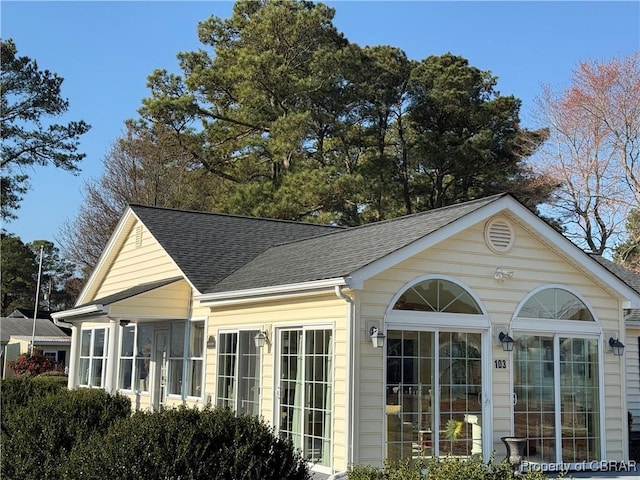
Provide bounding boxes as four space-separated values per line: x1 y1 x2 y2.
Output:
1 387 131 480
62 405 310 480
7 352 63 376
347 455 564 480
0 375 68 428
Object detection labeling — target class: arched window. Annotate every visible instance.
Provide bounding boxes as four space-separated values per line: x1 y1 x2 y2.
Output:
517 287 594 321
393 278 482 314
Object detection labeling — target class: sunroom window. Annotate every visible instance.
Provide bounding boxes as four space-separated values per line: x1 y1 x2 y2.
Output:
518 288 594 321
278 328 333 465
79 328 108 387
393 278 482 314
216 330 261 416
118 324 153 392
187 321 205 397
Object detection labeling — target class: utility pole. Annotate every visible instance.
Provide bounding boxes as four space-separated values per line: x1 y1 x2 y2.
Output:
29 245 44 356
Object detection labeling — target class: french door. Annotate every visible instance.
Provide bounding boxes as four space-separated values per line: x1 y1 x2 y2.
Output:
513 335 601 465
385 330 486 460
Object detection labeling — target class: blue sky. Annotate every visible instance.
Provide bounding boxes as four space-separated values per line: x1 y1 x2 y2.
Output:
2 1 639 246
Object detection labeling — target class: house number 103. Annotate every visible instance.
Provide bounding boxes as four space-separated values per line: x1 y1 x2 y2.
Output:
494 359 507 369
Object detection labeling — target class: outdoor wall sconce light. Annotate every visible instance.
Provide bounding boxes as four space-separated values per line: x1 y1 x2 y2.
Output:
254 330 269 349
498 331 515 352
206 336 216 349
370 326 385 348
494 267 514 282
119 319 131 327
608 337 625 356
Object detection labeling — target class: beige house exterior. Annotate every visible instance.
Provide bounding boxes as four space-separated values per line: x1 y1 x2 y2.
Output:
52 194 640 476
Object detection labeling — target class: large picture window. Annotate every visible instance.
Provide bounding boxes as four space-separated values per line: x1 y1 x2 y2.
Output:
513 287 601 466
79 328 108 387
216 330 261 416
385 277 487 462
278 328 333 466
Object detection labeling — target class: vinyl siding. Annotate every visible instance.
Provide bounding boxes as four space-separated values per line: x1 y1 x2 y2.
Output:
201 293 349 473
355 214 625 467
93 221 182 299
108 281 192 319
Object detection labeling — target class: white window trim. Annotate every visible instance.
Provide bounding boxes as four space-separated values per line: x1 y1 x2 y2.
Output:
385 273 487 319
118 325 135 392
273 323 335 475
215 326 263 413
78 327 108 388
509 284 605 466
382 276 492 462
185 319 206 401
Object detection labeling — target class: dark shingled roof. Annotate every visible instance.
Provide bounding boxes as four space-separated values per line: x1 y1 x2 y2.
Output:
591 255 640 322
207 194 504 293
130 205 343 293
590 255 640 295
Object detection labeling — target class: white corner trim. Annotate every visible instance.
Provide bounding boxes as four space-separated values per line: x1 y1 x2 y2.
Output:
196 277 349 305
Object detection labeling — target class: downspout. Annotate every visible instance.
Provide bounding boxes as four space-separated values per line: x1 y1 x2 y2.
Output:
335 285 355 469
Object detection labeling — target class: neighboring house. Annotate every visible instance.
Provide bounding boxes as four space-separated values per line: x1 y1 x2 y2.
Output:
1 313 71 377
52 193 640 476
592 255 640 434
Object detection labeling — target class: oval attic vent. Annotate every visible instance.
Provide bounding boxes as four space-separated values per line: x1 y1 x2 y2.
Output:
485 217 514 253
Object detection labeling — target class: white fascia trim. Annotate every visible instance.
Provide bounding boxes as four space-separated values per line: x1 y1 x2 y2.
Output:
504 200 640 307
75 209 136 305
196 277 349 306
350 197 515 286
51 304 107 322
350 196 640 307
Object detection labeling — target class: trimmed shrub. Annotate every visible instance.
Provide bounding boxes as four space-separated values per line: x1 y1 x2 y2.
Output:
63 405 310 480
1 387 131 480
0 375 68 428
348 455 566 480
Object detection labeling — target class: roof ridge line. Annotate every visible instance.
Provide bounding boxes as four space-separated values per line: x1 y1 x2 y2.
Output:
129 204 345 229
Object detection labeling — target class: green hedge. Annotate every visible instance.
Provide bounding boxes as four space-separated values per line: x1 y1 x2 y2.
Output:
0 376 68 429
1 387 131 480
62 405 310 480
348 456 569 480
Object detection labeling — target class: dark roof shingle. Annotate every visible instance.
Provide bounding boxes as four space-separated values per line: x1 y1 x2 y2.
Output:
207 194 504 293
130 205 343 293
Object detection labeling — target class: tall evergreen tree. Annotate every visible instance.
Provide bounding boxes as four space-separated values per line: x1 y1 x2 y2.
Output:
1 39 90 220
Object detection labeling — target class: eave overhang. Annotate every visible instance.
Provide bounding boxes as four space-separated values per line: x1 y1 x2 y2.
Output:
196 277 351 307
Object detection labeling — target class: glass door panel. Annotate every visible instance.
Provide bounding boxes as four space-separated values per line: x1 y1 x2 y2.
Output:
386 330 482 461
514 335 600 464
386 331 434 460
439 332 482 457
513 335 556 463
559 338 600 463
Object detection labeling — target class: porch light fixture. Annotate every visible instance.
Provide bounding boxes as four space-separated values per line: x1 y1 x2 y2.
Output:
370 326 385 348
494 267 514 282
608 337 625 357
254 330 269 349
119 319 130 327
498 331 515 352
206 336 216 349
